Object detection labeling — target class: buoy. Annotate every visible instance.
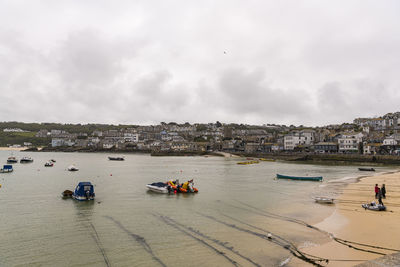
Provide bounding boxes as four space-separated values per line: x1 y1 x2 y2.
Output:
267 233 272 239
110 174 112 176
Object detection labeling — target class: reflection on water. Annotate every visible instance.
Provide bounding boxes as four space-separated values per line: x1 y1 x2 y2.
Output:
0 151 395 266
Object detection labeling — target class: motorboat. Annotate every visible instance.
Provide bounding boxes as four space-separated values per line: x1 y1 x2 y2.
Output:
146 182 170 194
72 182 95 201
44 161 54 167
7 156 18 164
276 174 323 182
314 197 334 204
362 202 386 211
20 157 33 163
358 167 375 171
50 159 56 163
108 156 125 161
0 165 13 173
67 165 79 171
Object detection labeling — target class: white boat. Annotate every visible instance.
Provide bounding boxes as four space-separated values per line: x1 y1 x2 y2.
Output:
68 165 79 171
362 202 386 211
44 161 54 167
314 197 334 204
146 182 170 194
20 157 33 163
7 156 18 164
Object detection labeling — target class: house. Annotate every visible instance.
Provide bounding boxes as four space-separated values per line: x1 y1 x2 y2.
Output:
363 143 380 155
338 132 363 153
283 130 315 150
313 142 338 153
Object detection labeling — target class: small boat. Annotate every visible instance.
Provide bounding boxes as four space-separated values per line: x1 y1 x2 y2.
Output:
314 197 334 204
358 168 375 171
146 182 170 194
362 202 386 211
44 161 54 167
0 165 13 173
61 190 73 198
72 182 95 201
108 156 125 161
276 174 323 181
67 165 79 171
20 157 33 163
259 158 276 162
7 156 18 164
237 161 251 165
50 159 56 163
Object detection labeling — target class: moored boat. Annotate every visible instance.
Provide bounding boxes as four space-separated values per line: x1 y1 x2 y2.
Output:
146 182 170 194
276 174 323 181
72 182 95 201
358 167 375 171
314 197 334 204
259 158 276 162
67 165 79 171
7 156 18 164
108 156 125 161
44 161 54 167
0 165 13 173
20 157 33 163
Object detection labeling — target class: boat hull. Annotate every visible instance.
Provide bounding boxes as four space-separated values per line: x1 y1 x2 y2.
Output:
276 174 323 181
358 168 375 171
314 197 334 204
146 184 169 193
72 194 95 201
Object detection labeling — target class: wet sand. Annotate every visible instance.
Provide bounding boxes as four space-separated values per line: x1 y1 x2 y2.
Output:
292 171 400 266
0 147 27 151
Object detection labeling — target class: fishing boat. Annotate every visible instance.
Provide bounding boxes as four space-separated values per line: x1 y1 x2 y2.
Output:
44 161 54 167
146 182 170 194
259 158 276 162
362 202 386 211
67 165 79 171
276 174 323 181
108 156 125 161
358 167 375 171
314 197 334 204
20 157 33 163
7 156 18 164
0 165 13 173
72 182 95 201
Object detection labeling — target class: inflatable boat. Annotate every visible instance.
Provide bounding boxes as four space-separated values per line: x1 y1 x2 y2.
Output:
362 202 386 211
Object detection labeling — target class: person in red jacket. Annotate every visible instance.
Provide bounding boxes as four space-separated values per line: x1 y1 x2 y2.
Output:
375 184 379 199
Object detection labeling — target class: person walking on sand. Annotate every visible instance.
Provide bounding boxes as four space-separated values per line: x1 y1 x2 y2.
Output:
381 184 386 199
375 184 379 199
378 188 384 205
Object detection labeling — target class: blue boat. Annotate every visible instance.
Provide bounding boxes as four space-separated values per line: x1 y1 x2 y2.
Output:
0 165 13 173
72 182 95 201
276 174 323 181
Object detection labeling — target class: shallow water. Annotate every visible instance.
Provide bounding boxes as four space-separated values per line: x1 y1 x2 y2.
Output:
0 151 394 266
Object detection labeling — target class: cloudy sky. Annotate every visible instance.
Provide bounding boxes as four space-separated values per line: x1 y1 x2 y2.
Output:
1 0 399 126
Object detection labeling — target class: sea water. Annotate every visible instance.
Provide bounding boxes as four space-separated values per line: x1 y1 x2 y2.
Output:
0 151 393 266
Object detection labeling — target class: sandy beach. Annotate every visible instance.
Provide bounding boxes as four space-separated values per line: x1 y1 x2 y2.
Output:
291 171 400 266
0 147 27 151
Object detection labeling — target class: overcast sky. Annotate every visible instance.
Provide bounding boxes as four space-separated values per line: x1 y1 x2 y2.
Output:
1 0 399 126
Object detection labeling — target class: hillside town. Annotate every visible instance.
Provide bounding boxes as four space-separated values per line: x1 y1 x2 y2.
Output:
3 112 400 155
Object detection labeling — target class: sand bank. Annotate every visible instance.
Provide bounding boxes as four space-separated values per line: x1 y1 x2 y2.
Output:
292 171 400 266
0 147 27 151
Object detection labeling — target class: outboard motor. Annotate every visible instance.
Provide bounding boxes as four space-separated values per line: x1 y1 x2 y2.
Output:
85 190 90 200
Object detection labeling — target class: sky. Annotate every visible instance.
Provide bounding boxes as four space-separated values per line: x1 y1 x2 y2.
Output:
1 0 400 126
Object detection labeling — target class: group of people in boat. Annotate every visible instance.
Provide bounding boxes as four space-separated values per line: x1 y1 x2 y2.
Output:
167 179 197 193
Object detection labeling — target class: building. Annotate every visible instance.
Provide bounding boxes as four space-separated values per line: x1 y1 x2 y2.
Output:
338 132 363 153
313 142 338 153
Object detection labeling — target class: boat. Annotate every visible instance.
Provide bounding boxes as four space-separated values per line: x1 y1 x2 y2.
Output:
20 157 33 163
276 174 323 181
237 161 251 165
362 202 386 211
61 190 73 198
314 197 334 204
0 165 13 173
108 156 125 161
67 165 79 171
44 161 54 167
7 156 18 164
358 167 375 171
72 182 95 201
259 158 276 162
50 159 56 163
146 182 170 194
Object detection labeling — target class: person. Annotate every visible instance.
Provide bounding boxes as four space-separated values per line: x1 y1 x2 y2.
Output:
375 184 379 199
182 179 194 192
378 188 384 205
381 184 386 198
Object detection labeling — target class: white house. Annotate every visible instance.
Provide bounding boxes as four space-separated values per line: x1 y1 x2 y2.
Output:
338 132 363 153
284 130 315 150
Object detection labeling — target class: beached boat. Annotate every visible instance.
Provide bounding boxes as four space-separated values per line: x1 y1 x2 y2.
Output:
146 182 170 194
276 174 323 181
7 156 18 164
67 165 79 171
362 202 386 211
72 182 95 201
237 161 251 165
44 161 54 167
259 158 276 162
358 167 375 171
20 157 33 163
0 165 13 173
314 197 334 204
108 156 125 161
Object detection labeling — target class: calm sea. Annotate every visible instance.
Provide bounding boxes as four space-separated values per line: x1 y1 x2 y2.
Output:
0 151 393 266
